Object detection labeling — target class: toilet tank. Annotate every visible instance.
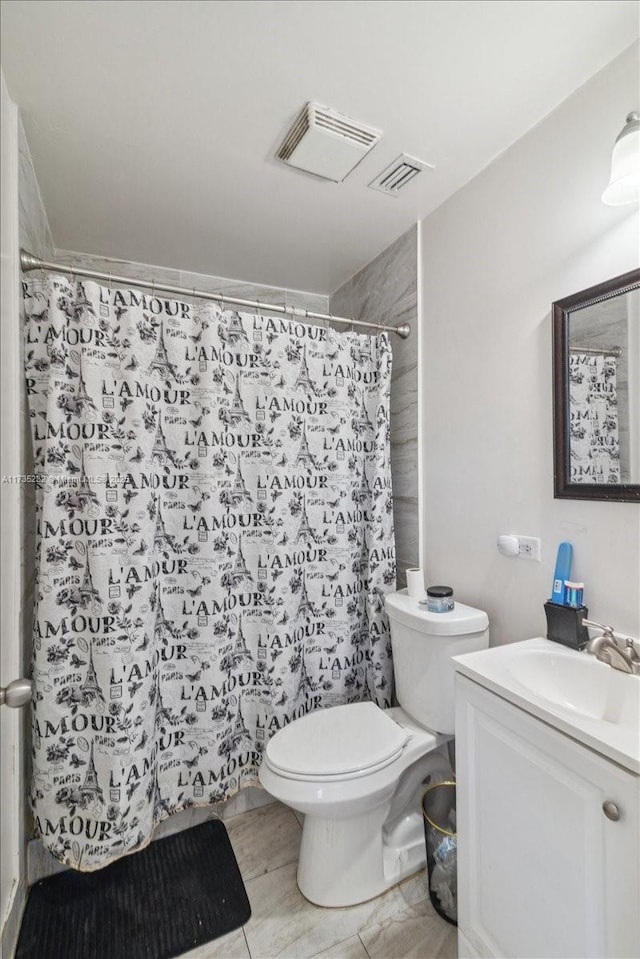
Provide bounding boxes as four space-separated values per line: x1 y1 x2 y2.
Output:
384 590 489 735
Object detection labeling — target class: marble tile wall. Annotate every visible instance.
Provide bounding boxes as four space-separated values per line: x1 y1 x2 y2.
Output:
51 249 329 318
18 118 55 262
329 225 419 588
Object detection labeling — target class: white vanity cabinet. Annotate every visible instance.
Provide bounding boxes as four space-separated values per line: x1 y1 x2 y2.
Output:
455 673 640 959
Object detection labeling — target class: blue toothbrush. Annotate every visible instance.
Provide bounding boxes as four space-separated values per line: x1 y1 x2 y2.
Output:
551 542 573 605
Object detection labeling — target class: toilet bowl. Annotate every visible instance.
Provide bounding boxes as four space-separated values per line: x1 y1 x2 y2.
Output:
259 590 489 907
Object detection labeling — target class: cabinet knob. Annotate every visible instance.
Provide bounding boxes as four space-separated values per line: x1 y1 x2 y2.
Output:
602 800 620 821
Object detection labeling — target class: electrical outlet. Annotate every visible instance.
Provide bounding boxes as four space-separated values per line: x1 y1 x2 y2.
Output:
518 536 541 562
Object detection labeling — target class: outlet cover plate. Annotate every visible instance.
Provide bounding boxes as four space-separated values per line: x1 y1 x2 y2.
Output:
517 536 541 562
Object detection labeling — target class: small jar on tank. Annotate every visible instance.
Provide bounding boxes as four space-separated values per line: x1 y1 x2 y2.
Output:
423 586 454 613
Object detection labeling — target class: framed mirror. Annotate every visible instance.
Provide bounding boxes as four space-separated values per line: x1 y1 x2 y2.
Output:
553 269 640 502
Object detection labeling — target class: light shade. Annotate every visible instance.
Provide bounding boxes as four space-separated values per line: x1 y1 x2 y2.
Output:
602 111 640 206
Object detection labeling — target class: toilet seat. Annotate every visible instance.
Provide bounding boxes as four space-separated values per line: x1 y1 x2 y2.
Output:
265 701 410 782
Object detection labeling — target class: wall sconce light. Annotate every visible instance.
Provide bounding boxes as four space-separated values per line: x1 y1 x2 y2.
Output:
602 111 640 206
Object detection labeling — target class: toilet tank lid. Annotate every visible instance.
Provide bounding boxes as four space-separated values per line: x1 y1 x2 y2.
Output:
385 590 489 636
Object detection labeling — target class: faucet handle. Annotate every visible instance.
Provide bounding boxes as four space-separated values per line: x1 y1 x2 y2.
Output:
582 619 616 641
623 637 640 663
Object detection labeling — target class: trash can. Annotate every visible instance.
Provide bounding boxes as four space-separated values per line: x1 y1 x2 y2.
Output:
422 780 458 926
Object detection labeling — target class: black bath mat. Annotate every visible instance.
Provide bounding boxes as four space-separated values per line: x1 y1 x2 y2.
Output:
16 819 251 959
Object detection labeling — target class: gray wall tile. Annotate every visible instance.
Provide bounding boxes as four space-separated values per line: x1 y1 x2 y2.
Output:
52 250 329 318
18 117 54 261
330 226 419 584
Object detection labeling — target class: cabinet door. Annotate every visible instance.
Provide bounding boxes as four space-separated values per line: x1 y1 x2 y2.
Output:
456 675 640 959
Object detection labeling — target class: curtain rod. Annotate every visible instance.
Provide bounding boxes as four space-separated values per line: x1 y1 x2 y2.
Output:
20 250 411 339
570 345 623 358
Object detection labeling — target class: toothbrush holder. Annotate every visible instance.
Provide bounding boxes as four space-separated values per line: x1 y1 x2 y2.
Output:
544 601 590 650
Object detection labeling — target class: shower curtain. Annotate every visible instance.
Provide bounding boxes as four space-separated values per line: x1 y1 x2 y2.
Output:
569 352 620 484
23 273 395 870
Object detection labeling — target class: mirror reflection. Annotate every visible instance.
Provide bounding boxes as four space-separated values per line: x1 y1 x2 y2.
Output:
568 288 639 485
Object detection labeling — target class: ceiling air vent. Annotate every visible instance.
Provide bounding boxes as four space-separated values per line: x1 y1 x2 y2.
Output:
368 154 434 197
277 102 382 183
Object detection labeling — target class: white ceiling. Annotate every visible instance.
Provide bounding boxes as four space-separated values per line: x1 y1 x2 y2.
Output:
1 1 638 294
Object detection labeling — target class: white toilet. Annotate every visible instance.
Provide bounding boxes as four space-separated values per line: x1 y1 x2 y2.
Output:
259 589 489 907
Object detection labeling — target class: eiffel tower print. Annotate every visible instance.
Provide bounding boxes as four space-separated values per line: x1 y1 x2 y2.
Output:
353 390 374 433
75 358 97 413
73 449 99 508
78 552 101 607
155 676 175 727
233 536 252 582
296 572 316 620
354 466 372 506
80 743 105 805
223 311 248 344
67 281 95 322
295 496 318 544
293 346 318 395
147 321 178 379
152 498 173 552
231 615 253 667
230 697 252 750
354 536 370 577
295 426 318 469
226 375 251 426
220 535 253 590
80 645 105 704
297 648 316 698
227 461 251 507
153 584 175 639
151 414 176 467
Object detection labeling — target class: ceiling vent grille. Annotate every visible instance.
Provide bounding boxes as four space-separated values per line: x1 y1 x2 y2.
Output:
368 154 434 196
277 102 382 182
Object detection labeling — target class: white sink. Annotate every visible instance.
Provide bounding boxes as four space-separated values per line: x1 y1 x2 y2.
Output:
506 648 640 727
454 637 640 773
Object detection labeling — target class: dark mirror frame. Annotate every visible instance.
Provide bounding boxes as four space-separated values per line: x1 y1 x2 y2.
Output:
552 269 640 503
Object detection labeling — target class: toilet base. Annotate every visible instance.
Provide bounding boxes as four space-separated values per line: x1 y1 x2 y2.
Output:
296 748 451 908
297 807 429 908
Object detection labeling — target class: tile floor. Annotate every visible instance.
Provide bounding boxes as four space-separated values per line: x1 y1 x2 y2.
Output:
180 801 457 959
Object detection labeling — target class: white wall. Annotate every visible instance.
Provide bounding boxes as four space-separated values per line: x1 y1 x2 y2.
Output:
420 44 640 645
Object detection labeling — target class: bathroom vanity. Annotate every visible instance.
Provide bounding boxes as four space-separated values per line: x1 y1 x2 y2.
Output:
454 638 640 959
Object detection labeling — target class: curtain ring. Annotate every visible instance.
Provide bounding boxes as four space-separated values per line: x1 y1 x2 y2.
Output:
256 298 261 316
219 292 224 312
151 277 155 297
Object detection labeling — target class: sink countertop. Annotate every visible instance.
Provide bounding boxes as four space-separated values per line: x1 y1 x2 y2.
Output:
454 637 640 774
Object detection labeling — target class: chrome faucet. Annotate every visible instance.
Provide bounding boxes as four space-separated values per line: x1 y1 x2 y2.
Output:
583 620 640 675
